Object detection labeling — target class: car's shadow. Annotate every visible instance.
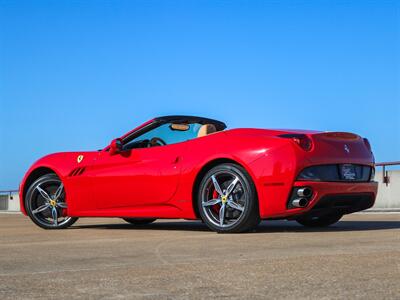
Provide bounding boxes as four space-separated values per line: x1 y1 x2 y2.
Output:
73 219 400 233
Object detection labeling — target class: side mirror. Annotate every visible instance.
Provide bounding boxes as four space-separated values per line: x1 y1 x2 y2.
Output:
109 138 123 155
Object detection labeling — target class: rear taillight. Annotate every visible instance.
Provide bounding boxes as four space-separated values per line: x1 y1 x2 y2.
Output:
370 167 375 181
363 138 372 153
279 134 313 151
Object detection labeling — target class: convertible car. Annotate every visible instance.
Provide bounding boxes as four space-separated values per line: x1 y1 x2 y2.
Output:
20 115 378 233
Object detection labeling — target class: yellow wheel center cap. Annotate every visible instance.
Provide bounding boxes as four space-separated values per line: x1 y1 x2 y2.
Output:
50 200 56 207
221 196 228 203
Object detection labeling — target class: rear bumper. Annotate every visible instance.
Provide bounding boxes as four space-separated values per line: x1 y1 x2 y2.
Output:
283 181 378 219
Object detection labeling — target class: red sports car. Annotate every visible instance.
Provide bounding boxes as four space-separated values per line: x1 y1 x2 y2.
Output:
20 115 378 233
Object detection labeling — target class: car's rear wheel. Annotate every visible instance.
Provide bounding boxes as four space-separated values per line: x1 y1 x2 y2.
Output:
122 218 156 225
197 163 260 233
25 174 78 229
295 213 343 227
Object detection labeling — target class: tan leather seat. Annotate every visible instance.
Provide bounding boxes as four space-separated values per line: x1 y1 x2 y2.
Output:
197 124 217 137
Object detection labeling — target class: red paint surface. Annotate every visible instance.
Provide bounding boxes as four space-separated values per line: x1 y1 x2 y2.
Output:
19 119 377 220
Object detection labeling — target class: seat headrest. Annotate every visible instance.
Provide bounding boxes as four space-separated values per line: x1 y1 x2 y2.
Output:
197 124 217 137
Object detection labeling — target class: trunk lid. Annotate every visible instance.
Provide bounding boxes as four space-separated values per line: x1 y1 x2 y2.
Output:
307 132 374 165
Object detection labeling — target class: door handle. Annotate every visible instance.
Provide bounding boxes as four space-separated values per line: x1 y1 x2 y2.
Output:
172 156 181 164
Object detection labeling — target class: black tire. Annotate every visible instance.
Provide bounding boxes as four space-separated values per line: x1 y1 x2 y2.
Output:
296 214 343 227
122 218 157 225
197 163 260 233
25 174 78 229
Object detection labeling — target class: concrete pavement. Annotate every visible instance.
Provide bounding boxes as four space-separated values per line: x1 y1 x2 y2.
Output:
0 213 399 299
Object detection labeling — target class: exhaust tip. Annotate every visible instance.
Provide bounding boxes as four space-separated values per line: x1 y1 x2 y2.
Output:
297 187 312 198
291 198 309 208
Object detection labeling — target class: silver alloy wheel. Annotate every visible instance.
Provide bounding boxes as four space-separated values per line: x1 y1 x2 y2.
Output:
29 178 71 228
201 170 247 228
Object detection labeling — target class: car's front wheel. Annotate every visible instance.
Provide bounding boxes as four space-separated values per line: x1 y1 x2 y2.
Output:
295 213 343 227
25 174 78 229
197 163 260 233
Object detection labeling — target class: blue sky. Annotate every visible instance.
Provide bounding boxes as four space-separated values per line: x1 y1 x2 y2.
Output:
0 0 399 189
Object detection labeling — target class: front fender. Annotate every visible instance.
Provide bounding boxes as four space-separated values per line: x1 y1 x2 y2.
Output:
19 151 96 215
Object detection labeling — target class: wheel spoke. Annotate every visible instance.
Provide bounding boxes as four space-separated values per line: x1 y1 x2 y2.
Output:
53 183 64 201
211 175 224 196
202 171 248 230
51 207 58 226
32 203 50 214
36 185 51 202
219 203 226 227
202 199 221 207
57 202 67 209
225 177 239 196
227 200 244 212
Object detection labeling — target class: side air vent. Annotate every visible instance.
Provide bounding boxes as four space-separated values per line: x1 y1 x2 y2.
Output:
69 167 86 177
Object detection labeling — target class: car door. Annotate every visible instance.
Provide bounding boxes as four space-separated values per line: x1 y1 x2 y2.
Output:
91 142 185 209
91 121 201 210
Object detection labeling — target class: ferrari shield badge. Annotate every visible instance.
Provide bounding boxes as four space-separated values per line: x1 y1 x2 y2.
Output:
77 155 84 163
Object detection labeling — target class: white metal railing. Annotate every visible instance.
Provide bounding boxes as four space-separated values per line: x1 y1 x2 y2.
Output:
375 161 400 186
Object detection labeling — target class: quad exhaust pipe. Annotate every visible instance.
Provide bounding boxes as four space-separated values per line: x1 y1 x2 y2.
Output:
290 187 313 208
291 198 309 208
297 187 312 198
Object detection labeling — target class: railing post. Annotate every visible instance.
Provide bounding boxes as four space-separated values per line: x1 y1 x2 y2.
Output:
383 166 390 186
376 161 400 187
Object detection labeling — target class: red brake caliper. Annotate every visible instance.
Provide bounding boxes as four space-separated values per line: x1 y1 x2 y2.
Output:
211 189 220 213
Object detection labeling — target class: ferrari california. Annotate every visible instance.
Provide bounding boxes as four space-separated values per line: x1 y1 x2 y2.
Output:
20 115 378 233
